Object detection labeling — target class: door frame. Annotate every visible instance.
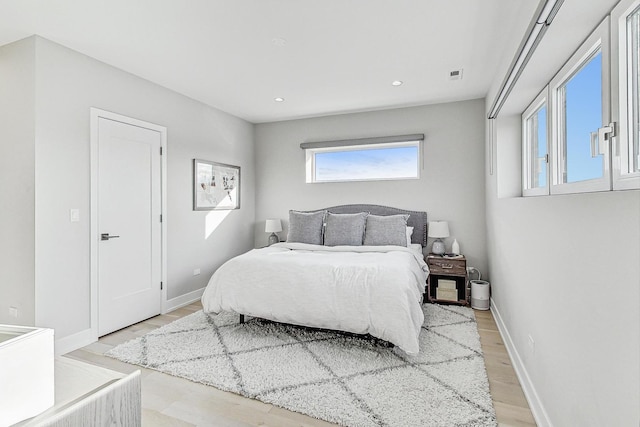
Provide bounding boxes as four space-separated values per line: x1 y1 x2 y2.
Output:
89 108 168 342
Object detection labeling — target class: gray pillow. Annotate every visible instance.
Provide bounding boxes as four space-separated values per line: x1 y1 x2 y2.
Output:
287 210 326 245
323 212 368 246
364 214 410 246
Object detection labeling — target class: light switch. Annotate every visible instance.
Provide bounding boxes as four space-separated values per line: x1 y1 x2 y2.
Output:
70 209 80 222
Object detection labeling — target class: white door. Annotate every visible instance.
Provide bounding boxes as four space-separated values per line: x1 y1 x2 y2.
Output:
97 117 162 336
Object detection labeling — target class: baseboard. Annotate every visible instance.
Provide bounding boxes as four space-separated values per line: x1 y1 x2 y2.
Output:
55 289 205 355
490 298 552 427
55 327 95 356
165 287 205 313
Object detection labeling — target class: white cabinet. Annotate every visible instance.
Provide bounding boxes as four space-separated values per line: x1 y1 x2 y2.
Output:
0 325 54 426
13 357 141 427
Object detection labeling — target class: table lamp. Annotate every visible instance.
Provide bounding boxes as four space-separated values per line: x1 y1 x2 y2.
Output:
265 219 282 246
428 221 449 255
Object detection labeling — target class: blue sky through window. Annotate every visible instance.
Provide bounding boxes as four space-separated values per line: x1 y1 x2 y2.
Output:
564 51 603 183
314 145 419 182
536 106 547 187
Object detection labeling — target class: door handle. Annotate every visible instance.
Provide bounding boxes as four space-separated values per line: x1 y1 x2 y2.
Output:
101 233 120 241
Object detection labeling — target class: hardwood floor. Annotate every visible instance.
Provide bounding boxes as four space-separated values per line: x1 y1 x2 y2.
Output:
66 302 536 426
474 309 537 427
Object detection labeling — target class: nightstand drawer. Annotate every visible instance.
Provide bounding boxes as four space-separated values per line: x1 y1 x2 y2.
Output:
428 257 466 275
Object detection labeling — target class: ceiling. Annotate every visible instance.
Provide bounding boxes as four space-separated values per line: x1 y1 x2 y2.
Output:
499 0 621 117
0 0 534 123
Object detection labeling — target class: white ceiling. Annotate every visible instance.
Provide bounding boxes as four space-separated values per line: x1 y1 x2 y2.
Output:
0 0 535 123
499 0 622 117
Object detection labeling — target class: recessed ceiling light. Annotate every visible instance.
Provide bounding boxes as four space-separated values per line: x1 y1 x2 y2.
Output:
274 97 285 102
391 80 403 86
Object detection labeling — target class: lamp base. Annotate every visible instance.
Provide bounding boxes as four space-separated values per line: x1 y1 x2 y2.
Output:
432 239 446 255
268 233 280 246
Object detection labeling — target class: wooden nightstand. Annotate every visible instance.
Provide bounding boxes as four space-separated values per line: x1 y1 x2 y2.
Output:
426 254 468 305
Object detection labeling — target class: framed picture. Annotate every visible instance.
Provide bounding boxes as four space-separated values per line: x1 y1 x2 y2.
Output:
193 159 241 210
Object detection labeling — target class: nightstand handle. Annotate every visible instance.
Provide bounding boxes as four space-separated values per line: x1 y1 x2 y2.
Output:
442 264 454 269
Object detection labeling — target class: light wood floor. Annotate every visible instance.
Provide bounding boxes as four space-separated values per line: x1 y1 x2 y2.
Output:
66 302 536 426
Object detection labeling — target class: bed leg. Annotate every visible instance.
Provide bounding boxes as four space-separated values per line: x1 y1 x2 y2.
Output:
239 314 245 324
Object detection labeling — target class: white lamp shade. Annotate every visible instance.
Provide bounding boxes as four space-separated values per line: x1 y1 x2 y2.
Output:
428 221 450 238
265 219 282 233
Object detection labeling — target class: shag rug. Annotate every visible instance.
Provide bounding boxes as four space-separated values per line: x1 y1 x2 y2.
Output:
106 304 496 427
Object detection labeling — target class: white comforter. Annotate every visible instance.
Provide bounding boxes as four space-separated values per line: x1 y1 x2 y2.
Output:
201 242 429 354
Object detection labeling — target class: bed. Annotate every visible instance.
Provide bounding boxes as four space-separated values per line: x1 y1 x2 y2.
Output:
201 205 429 354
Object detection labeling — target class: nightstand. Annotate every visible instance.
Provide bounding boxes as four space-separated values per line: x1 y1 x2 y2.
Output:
426 254 468 305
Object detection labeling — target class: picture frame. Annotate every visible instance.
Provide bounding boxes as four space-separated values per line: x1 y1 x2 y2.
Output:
193 159 241 210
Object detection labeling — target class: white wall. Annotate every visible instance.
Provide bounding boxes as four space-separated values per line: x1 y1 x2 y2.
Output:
0 37 36 326
1 36 255 344
485 0 640 424
254 99 488 274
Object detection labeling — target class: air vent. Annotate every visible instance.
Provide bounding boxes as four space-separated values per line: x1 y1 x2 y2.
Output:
449 69 463 80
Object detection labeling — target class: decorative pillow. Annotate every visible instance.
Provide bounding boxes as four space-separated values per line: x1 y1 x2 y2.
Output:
287 210 326 245
364 214 410 246
323 212 368 246
406 226 414 246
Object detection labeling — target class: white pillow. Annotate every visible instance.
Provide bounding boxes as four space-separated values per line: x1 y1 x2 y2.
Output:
408 243 423 255
406 226 414 246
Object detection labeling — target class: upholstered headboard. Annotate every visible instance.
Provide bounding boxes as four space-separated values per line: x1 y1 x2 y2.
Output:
316 204 428 247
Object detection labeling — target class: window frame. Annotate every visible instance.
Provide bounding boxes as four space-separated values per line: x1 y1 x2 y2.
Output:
612 0 640 190
304 140 422 184
522 89 550 196
549 18 611 195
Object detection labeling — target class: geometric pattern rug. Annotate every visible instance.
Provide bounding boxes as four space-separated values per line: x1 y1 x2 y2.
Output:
106 304 496 427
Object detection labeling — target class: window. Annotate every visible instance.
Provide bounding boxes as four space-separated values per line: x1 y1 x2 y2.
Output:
522 90 549 196
630 6 640 171
559 51 604 183
629 6 640 171
630 7 640 171
613 0 640 189
302 135 423 183
522 0 640 196
549 19 611 194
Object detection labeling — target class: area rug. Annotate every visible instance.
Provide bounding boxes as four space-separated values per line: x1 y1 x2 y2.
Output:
106 304 496 426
